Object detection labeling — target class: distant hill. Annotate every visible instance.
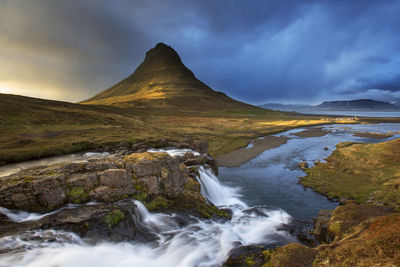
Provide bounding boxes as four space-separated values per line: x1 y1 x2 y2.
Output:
258 103 313 112
259 99 400 112
82 43 258 111
0 93 142 130
316 99 400 110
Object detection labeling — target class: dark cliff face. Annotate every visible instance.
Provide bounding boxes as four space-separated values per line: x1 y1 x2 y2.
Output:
316 99 399 110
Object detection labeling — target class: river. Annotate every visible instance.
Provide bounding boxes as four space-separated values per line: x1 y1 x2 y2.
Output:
1 123 400 266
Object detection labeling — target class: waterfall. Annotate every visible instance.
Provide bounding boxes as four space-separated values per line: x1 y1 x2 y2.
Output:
196 166 247 208
0 162 292 267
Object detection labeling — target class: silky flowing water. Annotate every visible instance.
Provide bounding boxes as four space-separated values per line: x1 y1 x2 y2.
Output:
1 123 400 267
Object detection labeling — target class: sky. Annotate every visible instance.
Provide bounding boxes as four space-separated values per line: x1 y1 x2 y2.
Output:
0 0 399 105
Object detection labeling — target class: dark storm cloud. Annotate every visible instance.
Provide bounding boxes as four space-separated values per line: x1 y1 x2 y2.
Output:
0 0 399 103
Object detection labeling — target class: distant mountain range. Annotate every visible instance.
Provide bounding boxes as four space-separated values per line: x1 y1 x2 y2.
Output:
260 99 400 112
258 103 313 111
316 99 399 110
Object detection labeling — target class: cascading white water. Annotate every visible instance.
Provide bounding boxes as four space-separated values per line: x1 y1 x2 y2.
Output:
196 166 247 208
0 202 100 223
0 163 292 267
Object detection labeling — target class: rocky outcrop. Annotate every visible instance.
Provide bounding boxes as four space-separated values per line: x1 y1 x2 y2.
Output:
326 203 392 241
312 209 333 243
0 151 216 213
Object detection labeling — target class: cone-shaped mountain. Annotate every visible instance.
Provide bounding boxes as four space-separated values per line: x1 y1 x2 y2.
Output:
83 43 256 111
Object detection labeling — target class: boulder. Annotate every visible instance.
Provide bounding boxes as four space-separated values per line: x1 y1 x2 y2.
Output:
100 169 130 187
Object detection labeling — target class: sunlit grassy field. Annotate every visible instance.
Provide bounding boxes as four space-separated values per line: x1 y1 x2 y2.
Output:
0 93 380 164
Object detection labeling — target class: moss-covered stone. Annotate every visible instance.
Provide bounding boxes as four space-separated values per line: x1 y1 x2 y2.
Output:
104 209 125 227
67 187 90 204
145 195 174 211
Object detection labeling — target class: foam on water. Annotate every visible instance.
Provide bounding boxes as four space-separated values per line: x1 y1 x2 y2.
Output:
0 202 99 223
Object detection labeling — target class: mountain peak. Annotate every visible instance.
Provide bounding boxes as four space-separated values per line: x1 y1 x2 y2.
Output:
82 43 255 111
139 42 183 70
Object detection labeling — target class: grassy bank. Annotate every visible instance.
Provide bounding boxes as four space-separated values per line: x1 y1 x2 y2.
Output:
300 138 400 210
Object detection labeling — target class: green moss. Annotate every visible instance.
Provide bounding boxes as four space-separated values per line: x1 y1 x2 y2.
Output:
261 250 274 262
134 192 148 202
104 209 125 227
244 256 257 266
68 187 90 204
145 195 173 211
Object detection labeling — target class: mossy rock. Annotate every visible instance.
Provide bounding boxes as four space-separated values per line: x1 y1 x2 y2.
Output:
104 209 125 227
145 195 174 211
67 187 90 204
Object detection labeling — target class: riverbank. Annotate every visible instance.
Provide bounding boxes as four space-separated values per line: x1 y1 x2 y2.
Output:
217 127 332 167
226 136 400 266
300 138 400 209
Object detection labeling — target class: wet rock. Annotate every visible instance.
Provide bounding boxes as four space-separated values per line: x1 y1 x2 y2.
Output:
91 185 135 203
183 155 218 175
67 173 99 189
37 186 66 209
312 209 333 243
192 139 209 154
0 202 157 243
0 151 199 212
100 169 130 187
124 152 188 199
